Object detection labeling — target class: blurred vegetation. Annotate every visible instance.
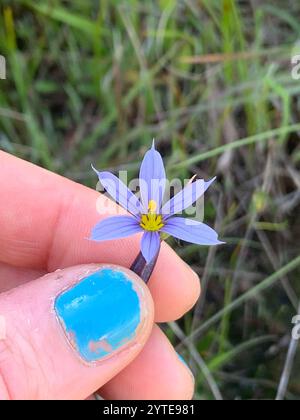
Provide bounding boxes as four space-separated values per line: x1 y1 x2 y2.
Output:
0 0 300 400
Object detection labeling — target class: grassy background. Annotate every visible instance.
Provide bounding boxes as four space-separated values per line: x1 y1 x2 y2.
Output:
1 0 300 400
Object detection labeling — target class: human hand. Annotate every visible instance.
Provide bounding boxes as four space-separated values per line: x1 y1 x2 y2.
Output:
0 151 200 400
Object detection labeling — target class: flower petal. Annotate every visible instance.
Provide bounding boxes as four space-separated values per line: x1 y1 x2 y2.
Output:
91 216 142 241
139 141 166 212
161 217 223 246
141 231 161 263
92 166 141 216
162 177 216 218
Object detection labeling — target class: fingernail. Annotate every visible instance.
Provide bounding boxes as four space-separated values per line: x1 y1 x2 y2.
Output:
184 262 200 282
177 352 194 380
55 268 142 363
177 352 189 368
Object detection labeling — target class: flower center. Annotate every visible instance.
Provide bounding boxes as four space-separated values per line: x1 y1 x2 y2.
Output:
140 213 164 232
140 200 164 232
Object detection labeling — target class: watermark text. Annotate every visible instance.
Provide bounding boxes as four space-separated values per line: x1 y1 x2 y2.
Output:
0 55 6 80
95 173 206 223
292 315 300 340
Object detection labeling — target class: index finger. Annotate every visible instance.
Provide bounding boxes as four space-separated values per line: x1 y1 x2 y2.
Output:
0 151 200 321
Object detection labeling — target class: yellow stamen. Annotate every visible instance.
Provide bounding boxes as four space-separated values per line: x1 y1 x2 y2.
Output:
140 214 164 232
148 200 157 214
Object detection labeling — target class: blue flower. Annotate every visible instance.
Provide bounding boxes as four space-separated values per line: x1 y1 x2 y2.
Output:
91 141 223 263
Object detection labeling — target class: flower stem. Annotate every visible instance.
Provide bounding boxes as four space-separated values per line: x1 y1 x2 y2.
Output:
130 242 161 284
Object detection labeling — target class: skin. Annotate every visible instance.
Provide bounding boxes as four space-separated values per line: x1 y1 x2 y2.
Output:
0 151 201 400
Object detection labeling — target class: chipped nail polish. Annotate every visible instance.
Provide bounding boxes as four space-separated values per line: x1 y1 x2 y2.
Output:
55 268 142 363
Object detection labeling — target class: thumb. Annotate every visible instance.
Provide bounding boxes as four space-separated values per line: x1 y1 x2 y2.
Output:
0 264 154 400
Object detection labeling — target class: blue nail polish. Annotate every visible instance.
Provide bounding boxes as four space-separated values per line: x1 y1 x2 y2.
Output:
177 352 189 368
55 268 141 363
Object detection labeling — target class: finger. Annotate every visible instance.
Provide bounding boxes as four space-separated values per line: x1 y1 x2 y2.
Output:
0 151 200 321
0 262 45 293
100 325 194 400
86 395 97 401
0 260 200 323
0 254 200 323
0 264 154 400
